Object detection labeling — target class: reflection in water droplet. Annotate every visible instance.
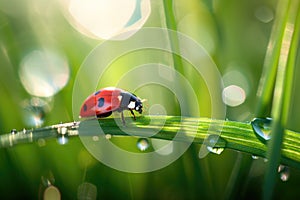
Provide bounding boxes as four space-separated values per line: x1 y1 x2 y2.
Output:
77 182 97 200
19 49 69 97
278 165 290 182
251 118 272 141
137 138 150 151
43 185 61 200
57 135 68 145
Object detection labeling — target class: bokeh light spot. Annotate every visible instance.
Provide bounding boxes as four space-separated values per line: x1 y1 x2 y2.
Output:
19 50 69 97
222 85 246 107
43 186 61 200
66 0 151 40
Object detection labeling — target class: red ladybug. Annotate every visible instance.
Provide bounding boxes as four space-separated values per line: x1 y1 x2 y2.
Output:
80 87 143 124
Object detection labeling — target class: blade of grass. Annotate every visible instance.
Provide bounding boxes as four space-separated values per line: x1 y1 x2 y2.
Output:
263 0 300 199
1 116 300 169
255 0 290 117
162 0 185 74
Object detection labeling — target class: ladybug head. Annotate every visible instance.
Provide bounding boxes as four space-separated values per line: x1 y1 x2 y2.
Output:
135 98 143 114
126 96 143 114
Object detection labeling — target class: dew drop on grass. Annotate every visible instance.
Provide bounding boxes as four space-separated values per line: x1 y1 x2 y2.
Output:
278 165 290 182
137 138 150 151
204 134 227 155
105 134 112 140
251 117 272 141
57 135 68 145
206 146 224 155
22 97 50 127
57 125 68 135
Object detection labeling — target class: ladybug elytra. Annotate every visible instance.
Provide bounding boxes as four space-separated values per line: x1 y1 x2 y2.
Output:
80 87 143 124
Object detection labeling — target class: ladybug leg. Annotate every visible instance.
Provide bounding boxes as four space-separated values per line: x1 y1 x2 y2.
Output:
130 109 136 120
120 111 126 125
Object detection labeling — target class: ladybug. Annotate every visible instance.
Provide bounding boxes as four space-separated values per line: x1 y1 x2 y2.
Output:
80 87 143 124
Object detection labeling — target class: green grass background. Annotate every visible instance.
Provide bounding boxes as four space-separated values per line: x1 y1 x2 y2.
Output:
0 0 300 199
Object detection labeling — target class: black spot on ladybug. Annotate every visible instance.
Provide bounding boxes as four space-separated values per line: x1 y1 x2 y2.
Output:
95 90 101 95
83 104 87 111
98 98 104 107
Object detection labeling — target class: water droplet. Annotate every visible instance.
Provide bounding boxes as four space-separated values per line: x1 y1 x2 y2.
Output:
206 146 224 155
252 155 259 159
137 138 150 151
251 117 272 141
57 135 68 145
105 134 112 140
77 182 97 200
10 129 17 134
206 134 227 147
202 134 227 155
22 97 50 127
278 165 290 182
57 125 68 135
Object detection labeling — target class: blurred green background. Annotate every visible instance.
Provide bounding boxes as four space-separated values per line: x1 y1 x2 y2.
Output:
1 0 300 199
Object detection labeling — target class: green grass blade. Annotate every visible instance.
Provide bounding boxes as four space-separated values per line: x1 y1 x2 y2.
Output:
162 0 185 73
255 0 290 117
2 116 300 169
263 1 300 199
